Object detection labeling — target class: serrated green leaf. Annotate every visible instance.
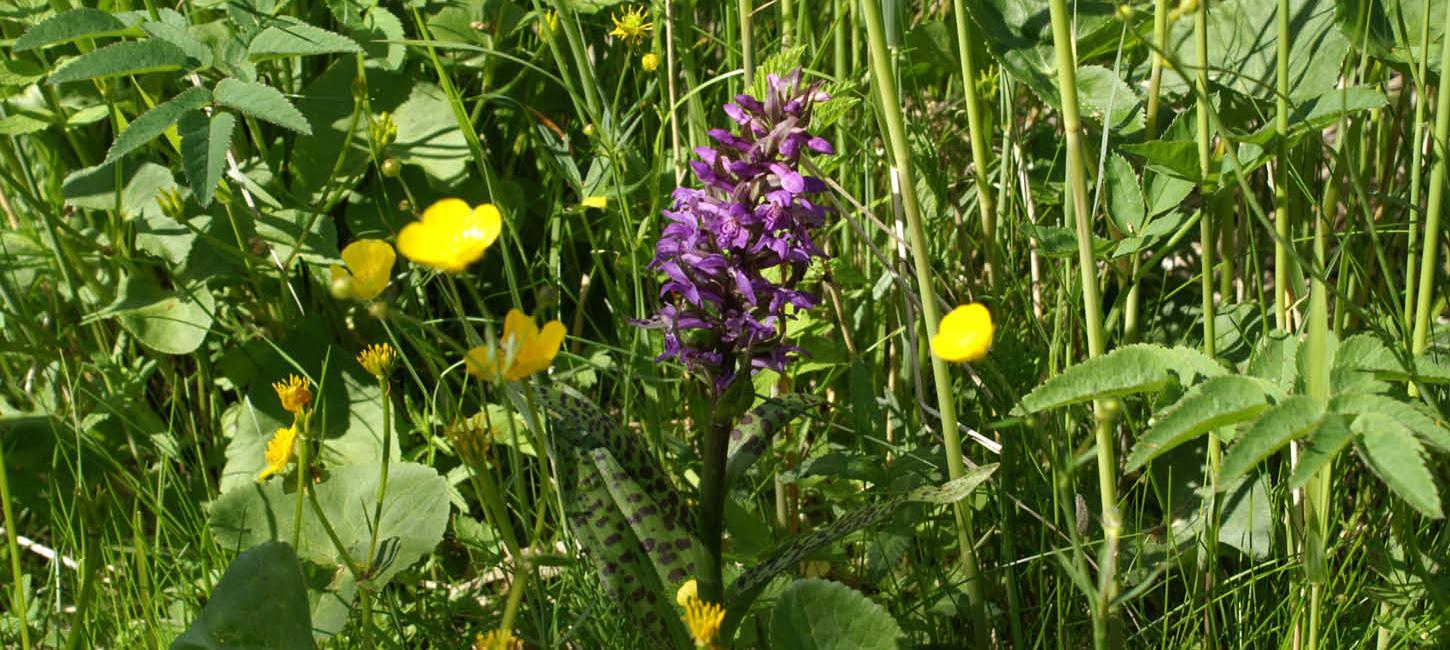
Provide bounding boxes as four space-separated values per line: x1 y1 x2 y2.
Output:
178 110 235 207
772 579 904 650
105 86 213 163
1105 152 1146 234
214 77 312 134
141 20 214 68
1288 412 1353 490
0 114 50 136
1020 344 1225 413
1128 376 1274 470
248 19 362 60
1357 414 1443 518
48 39 191 84
1220 396 1324 483
171 542 312 650
1332 393 1450 454
1248 330 1301 391
14 8 130 51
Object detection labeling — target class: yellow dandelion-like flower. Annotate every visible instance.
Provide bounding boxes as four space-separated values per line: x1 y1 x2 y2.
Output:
641 51 660 72
465 309 566 382
330 239 396 301
681 598 725 648
257 425 298 481
675 579 699 607
608 6 653 46
272 374 313 414
581 195 608 210
396 198 503 273
930 303 994 363
473 629 521 650
357 343 397 377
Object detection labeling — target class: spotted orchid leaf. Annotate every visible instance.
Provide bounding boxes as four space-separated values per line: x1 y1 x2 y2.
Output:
725 394 824 486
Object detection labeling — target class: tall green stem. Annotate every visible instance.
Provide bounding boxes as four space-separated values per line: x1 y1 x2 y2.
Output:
1274 0 1293 331
738 0 754 90
1195 0 1223 643
950 0 997 283
361 379 394 648
861 1 990 644
1411 0 1450 361
0 431 31 650
1404 0 1434 331
1045 0 1120 644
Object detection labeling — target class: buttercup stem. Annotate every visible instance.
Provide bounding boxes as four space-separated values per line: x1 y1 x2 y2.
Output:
0 428 31 650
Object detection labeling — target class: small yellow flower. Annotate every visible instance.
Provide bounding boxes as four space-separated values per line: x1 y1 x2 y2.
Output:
257 425 298 481
330 239 396 301
473 628 521 650
396 198 503 273
273 374 313 414
681 598 725 648
465 309 566 382
930 303 994 363
357 343 397 377
675 579 699 607
608 6 653 46
641 51 660 72
581 195 608 210
540 9 559 33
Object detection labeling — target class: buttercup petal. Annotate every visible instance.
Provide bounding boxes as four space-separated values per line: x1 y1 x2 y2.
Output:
341 239 396 300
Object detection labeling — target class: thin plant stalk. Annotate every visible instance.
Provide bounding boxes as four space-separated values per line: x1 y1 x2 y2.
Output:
950 0 998 283
0 433 31 650
1411 0 1450 362
1127 0 1172 342
861 1 991 644
1404 0 1434 330
361 376 394 648
1274 0 1293 331
739 0 754 89
1302 175 1333 650
1045 0 1121 644
1195 0 1224 642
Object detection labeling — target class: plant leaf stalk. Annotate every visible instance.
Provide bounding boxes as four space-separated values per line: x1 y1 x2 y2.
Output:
950 0 998 284
1411 0 1450 363
1274 0 1293 331
861 0 991 644
1046 0 1121 644
1195 0 1224 642
1404 0 1435 331
0 428 31 650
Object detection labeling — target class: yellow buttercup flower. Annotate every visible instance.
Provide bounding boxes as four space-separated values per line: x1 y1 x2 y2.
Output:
465 309 566 382
581 195 608 210
357 343 397 377
273 374 313 414
396 198 503 273
608 6 653 45
641 51 660 72
681 598 725 648
257 425 298 481
675 579 699 607
930 303 994 363
473 628 521 650
330 239 396 301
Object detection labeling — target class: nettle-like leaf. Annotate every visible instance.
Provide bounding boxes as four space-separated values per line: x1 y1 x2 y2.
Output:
771 579 904 650
1020 344 1225 413
725 394 824 486
214 78 312 134
1127 375 1277 470
1219 396 1324 483
105 86 213 163
178 109 236 207
1355 413 1444 518
1333 334 1450 386
13 8 132 51
1287 412 1353 490
48 39 191 84
724 465 997 625
1332 393 1450 453
248 19 362 60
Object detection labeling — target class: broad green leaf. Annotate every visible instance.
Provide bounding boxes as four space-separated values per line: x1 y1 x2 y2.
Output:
1076 65 1143 134
1151 440 1275 559
248 19 362 60
97 276 214 355
105 87 213 163
1338 0 1449 72
63 160 176 216
1122 139 1203 183
178 110 236 207
1356 414 1444 518
171 542 312 650
1105 152 1146 235
726 465 997 616
1152 0 1348 101
1127 376 1274 470
1241 87 1388 146
355 6 406 70
1333 393 1450 454
1145 170 1194 217
725 394 823 486
0 114 50 136
214 78 312 134
1288 412 1353 490
1330 334 1450 385
210 461 450 586
48 39 190 84
772 579 904 650
1219 396 1324 483
1248 330 1301 392
141 20 214 68
1020 344 1225 413
14 8 130 51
